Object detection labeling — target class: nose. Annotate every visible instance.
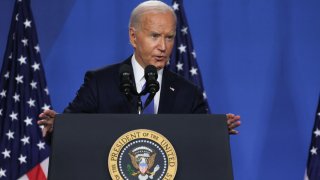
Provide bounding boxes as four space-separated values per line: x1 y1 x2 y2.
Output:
157 37 166 52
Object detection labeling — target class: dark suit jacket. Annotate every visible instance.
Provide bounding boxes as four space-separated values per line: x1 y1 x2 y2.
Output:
64 56 208 114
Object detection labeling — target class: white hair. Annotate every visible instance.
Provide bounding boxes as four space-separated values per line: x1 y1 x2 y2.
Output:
129 0 177 30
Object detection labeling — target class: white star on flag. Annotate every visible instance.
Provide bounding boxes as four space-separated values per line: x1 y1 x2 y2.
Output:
6 130 14 140
27 98 35 107
23 18 31 28
34 44 40 53
15 13 19 21
24 116 33 126
21 38 28 46
203 91 207 100
314 128 320 137
4 71 9 79
172 2 179 11
15 74 24 84
18 154 27 164
37 141 46 150
2 149 11 159
30 80 37 89
0 90 6 98
192 50 197 59
21 136 30 145
181 26 188 35
13 93 20 102
176 62 183 71
44 87 50 95
17 55 27 65
31 62 40 71
178 44 187 54
0 168 6 178
190 67 198 76
310 146 318 155
42 103 51 111
9 111 18 121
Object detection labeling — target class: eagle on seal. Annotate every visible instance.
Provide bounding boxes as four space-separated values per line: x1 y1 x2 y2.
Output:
129 151 157 176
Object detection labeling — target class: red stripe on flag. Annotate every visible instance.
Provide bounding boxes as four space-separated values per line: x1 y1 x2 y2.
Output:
27 164 47 180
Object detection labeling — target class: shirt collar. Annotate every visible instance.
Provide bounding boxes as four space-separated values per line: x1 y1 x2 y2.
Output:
131 54 163 93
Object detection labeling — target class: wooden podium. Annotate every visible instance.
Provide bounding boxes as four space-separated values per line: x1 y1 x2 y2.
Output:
48 114 234 180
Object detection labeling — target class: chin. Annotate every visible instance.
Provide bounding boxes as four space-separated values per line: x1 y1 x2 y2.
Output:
153 61 167 69
154 64 166 70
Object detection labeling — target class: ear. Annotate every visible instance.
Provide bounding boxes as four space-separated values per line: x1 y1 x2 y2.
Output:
129 27 137 48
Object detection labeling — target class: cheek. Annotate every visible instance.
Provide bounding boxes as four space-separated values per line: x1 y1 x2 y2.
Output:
166 40 174 48
138 40 155 54
166 43 174 54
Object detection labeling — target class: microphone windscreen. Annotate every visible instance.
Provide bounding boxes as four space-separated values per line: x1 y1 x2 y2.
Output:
144 65 158 79
119 64 132 76
119 64 133 95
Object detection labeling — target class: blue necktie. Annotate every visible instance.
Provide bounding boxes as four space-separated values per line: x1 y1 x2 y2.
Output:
141 83 154 114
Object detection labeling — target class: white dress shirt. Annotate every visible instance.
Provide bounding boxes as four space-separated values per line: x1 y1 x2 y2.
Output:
131 55 163 114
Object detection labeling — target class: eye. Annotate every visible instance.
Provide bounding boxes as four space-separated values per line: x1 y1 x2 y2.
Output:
166 35 175 41
151 33 160 39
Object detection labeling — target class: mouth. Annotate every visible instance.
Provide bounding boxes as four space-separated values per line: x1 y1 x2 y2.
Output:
154 55 166 61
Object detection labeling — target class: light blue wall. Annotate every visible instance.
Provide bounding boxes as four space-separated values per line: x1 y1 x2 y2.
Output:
1 0 320 179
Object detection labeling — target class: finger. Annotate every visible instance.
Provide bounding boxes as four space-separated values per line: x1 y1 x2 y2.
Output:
229 129 239 135
37 119 46 125
228 121 241 129
37 118 54 126
226 113 235 119
39 120 54 137
39 112 51 119
37 119 50 126
234 115 241 120
227 115 241 124
42 128 47 137
44 109 56 117
39 109 56 119
42 126 51 137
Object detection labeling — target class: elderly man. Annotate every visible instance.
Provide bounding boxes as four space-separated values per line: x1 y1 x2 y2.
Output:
38 0 240 136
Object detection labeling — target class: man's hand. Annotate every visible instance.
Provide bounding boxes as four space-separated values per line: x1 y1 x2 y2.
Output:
38 109 57 137
226 113 241 135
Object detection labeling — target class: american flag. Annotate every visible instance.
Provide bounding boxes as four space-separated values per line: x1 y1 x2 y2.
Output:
169 0 211 113
305 96 320 180
0 0 51 179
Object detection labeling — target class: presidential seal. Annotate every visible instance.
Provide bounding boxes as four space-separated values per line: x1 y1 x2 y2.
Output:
108 129 177 180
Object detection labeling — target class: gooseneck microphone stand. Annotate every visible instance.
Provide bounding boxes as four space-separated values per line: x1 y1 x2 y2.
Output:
119 64 159 114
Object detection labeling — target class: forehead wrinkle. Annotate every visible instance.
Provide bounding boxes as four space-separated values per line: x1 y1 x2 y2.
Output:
139 13 176 35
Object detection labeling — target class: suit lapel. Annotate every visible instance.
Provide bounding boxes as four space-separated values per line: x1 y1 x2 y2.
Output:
158 69 177 113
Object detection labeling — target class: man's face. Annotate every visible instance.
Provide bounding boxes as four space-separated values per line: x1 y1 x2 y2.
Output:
129 12 176 70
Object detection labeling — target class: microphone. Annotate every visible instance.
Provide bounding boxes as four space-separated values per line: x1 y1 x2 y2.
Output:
144 65 159 94
119 64 133 95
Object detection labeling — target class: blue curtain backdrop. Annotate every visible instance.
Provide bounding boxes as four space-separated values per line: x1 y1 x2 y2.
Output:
1 0 320 179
